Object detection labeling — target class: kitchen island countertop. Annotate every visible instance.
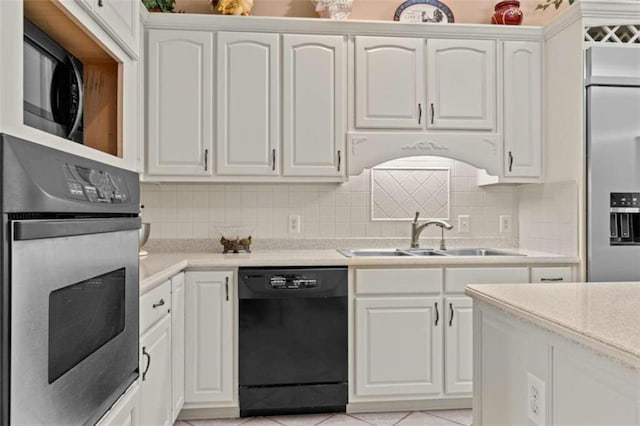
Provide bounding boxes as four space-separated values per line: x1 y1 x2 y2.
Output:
466 282 640 369
140 249 578 295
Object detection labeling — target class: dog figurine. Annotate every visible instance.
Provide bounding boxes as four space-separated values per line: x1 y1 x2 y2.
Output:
220 236 252 253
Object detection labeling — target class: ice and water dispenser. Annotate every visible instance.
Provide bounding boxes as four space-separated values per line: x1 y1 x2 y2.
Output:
610 193 640 245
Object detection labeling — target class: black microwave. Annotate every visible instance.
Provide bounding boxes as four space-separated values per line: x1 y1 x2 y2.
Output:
23 19 83 144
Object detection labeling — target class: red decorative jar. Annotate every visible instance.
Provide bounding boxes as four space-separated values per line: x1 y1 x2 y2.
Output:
491 0 523 25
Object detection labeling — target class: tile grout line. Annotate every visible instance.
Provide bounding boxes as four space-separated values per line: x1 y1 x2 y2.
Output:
422 411 469 426
345 413 377 426
392 412 413 426
315 413 338 425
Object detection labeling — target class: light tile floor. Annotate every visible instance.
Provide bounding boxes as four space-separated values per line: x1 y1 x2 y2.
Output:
175 409 472 426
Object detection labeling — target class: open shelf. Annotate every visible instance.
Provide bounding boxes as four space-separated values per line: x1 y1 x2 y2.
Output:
23 0 122 158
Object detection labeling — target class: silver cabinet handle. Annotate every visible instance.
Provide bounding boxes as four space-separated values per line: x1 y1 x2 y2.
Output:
152 299 165 309
418 103 422 125
204 149 209 171
272 149 276 171
434 302 439 326
337 150 342 172
449 303 454 327
142 347 151 381
508 151 514 172
225 276 229 301
430 103 435 125
541 277 564 282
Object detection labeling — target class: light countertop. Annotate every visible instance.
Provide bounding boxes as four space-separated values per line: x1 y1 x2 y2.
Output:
466 282 640 369
140 248 578 295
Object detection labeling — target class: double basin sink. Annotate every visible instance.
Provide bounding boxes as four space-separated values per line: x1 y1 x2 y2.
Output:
338 248 525 257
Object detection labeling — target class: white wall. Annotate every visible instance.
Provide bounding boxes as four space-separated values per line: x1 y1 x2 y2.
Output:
141 157 520 242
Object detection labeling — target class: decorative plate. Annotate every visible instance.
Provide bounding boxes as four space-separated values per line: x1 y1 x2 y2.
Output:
393 0 455 23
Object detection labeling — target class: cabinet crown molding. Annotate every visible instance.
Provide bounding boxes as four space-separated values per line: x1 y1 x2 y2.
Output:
145 14 544 41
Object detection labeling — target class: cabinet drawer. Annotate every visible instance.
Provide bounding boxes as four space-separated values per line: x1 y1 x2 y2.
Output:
445 267 529 293
140 281 171 334
355 268 442 295
531 267 573 283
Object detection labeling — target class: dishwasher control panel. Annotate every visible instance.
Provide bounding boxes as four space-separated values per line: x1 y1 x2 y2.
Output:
269 274 319 289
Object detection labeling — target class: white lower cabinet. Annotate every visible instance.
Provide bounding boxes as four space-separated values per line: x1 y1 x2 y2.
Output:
531 266 573 283
96 382 142 426
140 314 173 426
444 296 473 395
185 271 234 405
355 296 443 397
352 265 572 405
171 273 186 421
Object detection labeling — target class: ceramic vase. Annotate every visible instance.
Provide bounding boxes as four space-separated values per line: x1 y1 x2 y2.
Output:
311 0 354 20
491 0 523 25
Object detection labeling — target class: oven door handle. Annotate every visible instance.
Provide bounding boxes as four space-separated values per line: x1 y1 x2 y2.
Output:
13 217 141 241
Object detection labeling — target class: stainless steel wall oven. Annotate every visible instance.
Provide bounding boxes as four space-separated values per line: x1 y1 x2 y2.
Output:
0 134 140 425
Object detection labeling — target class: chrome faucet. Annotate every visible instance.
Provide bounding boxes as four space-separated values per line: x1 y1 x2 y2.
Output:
410 212 454 250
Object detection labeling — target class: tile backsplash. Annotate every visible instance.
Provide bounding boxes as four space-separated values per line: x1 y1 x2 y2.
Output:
518 181 578 256
141 156 519 243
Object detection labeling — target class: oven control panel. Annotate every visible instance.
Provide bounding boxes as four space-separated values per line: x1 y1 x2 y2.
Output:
268 274 319 290
64 163 130 204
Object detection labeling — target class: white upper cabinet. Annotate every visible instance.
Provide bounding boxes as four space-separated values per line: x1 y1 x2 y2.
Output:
503 41 542 178
427 39 496 131
282 34 346 177
355 36 425 129
75 0 140 58
146 30 213 176
217 32 279 175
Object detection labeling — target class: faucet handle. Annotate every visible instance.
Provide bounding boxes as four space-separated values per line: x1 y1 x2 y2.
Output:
413 211 420 223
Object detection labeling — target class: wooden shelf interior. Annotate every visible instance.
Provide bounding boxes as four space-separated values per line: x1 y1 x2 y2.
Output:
23 0 122 158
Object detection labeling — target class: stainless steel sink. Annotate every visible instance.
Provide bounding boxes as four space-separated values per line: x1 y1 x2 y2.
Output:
437 248 524 256
337 249 414 257
337 248 525 257
337 248 445 257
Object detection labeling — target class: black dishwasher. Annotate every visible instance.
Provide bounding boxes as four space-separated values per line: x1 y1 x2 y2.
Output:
238 267 348 417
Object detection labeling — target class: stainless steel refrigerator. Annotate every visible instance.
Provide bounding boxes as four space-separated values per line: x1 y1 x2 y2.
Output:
587 46 640 282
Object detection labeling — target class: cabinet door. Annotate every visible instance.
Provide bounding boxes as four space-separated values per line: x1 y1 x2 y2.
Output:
504 41 542 178
531 266 573 283
140 315 172 426
427 39 496 130
92 0 139 57
96 382 141 426
217 32 279 175
147 30 213 176
185 271 234 404
355 296 443 397
282 34 346 177
355 36 425 129
444 296 473 395
171 273 185 421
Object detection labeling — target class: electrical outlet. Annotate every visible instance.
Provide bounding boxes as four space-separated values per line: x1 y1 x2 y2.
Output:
500 215 512 233
527 372 546 426
288 215 301 233
458 215 470 233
